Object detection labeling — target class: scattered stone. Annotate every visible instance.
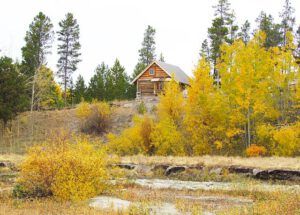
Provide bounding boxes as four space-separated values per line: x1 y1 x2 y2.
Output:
209 167 223 175
89 196 131 211
165 166 186 176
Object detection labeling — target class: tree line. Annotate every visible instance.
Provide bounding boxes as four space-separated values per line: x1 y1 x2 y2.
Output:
201 0 300 83
0 12 159 126
1 0 300 128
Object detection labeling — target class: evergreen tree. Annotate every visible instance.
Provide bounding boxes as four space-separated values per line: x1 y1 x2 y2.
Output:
238 20 251 44
74 75 86 104
57 13 81 105
213 0 231 20
0 57 27 126
132 62 147 79
159 53 165 62
280 0 295 46
138 25 156 65
208 17 228 83
208 0 237 85
109 59 130 100
21 12 54 111
87 63 108 101
296 26 300 65
200 39 210 58
256 12 282 48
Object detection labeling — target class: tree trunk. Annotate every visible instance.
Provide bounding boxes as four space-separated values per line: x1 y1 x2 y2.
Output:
247 108 251 147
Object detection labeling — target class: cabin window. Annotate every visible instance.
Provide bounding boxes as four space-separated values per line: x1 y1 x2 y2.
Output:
149 68 155 75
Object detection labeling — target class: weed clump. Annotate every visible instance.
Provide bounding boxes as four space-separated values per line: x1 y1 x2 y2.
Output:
76 101 111 134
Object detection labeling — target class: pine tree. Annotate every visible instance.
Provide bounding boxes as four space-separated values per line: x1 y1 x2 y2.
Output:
74 75 86 104
296 26 300 65
280 0 295 46
208 0 237 86
238 20 251 44
0 57 27 127
57 13 81 105
159 53 165 62
138 25 156 65
109 59 130 100
21 12 54 111
256 12 282 48
200 39 210 58
87 63 108 101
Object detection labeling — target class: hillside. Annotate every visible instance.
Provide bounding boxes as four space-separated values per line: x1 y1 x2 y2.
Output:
0 99 158 154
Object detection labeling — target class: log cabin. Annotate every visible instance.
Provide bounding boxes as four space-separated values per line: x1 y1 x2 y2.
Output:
131 61 190 98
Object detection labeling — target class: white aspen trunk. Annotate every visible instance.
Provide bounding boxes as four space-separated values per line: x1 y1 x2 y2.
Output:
247 108 251 147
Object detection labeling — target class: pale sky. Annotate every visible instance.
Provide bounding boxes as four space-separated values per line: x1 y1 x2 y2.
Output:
0 0 299 82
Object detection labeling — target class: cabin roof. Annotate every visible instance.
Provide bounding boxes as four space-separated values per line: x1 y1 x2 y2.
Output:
131 61 190 85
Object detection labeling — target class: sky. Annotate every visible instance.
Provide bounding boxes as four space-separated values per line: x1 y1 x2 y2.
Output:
0 0 299 82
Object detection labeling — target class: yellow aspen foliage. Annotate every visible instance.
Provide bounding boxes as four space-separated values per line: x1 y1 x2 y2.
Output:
185 58 228 155
17 135 109 201
271 31 299 123
151 117 185 156
218 32 280 148
157 76 185 126
272 122 300 156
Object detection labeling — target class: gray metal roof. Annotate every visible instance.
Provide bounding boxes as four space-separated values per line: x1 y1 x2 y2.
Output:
155 61 190 85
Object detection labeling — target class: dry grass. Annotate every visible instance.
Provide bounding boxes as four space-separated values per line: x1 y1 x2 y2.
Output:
0 154 24 165
121 155 300 170
0 197 114 215
2 153 300 170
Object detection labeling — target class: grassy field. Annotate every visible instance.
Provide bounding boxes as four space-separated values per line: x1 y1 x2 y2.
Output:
0 183 299 215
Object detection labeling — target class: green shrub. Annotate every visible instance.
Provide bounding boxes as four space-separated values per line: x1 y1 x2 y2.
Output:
137 101 147 114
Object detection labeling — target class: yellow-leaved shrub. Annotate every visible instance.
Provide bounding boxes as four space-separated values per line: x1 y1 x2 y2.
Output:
107 115 154 155
16 135 109 201
76 101 111 134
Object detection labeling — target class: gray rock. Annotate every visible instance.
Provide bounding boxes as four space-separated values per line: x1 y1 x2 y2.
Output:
89 196 131 211
123 103 134 108
135 165 153 175
133 178 300 193
229 166 253 174
165 166 186 176
209 167 223 175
